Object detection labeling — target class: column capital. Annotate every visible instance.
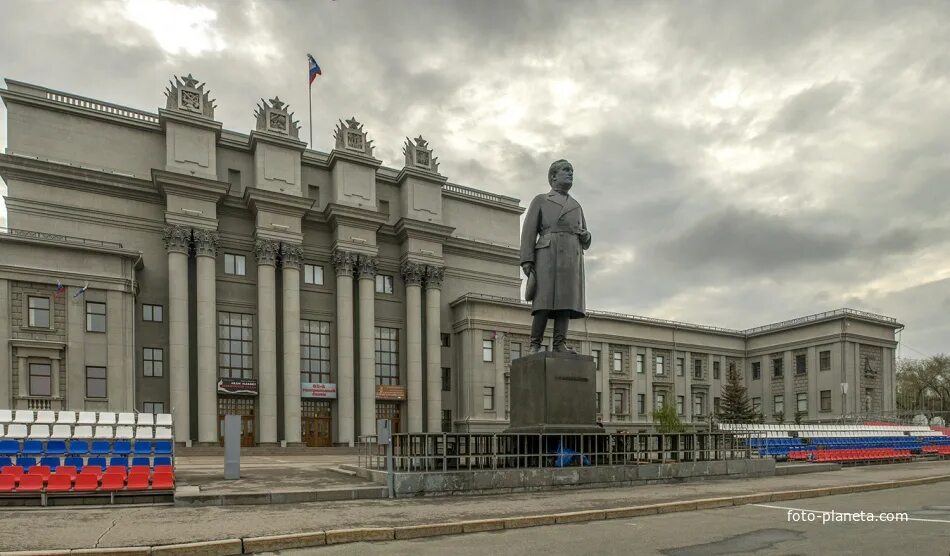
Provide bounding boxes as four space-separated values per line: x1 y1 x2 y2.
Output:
424 265 445 290
356 254 378 280
400 261 425 287
280 243 304 269
192 228 219 258
331 249 357 277
162 224 191 254
255 238 280 266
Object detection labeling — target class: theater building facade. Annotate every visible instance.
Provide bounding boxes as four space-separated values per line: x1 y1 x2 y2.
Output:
0 77 903 446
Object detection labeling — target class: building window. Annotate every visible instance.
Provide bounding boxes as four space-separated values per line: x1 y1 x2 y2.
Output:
482 339 494 362
303 264 324 285
676 357 684 376
676 395 685 415
713 361 721 380
375 274 394 294
797 393 808 413
483 386 495 410
441 367 451 391
714 397 721 415
612 389 627 417
637 393 646 414
143 348 164 377
820 350 831 371
612 351 622 372
301 320 331 383
655 355 665 375
510 342 522 361
694 394 704 416
655 392 666 410
28 296 51 328
820 390 832 412
224 253 246 276
143 402 164 414
752 362 761 380
772 358 784 379
29 362 52 397
795 354 807 375
751 397 761 413
592 350 601 370
86 366 107 399
218 312 253 379
440 333 450 347
693 358 702 379
374 327 399 385
441 410 452 432
143 304 163 322
773 395 784 415
86 301 106 332
636 354 644 373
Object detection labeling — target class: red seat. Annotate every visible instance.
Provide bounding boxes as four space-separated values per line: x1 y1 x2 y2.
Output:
151 472 174 490
126 474 149 491
100 474 125 492
17 474 44 492
154 465 173 475
1 465 24 480
45 474 73 492
73 474 99 492
28 465 51 482
104 466 126 478
129 465 150 477
0 475 15 492
54 466 78 480
80 466 103 479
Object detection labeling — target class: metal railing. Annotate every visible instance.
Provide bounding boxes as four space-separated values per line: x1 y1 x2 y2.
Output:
357 432 755 473
442 183 521 206
45 91 160 125
0 227 124 249
744 308 898 335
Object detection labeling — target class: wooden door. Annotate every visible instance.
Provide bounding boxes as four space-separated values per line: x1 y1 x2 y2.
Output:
218 396 256 447
302 400 332 447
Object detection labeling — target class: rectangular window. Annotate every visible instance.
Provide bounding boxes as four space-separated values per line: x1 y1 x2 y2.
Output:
772 358 784 378
676 357 684 376
224 253 246 276
655 392 666 410
612 351 622 372
693 358 702 379
636 353 644 373
819 350 831 371
592 350 601 370
797 393 808 413
440 333 450 347
820 390 832 412
441 409 452 432
86 366 107 398
303 264 324 285
751 397 761 413
752 362 761 380
143 347 164 377
694 395 704 416
713 361 721 380
86 301 106 332
374 327 399 385
142 304 163 322
482 339 494 362
441 367 451 391
301 320 331 383
655 355 665 375
218 312 253 379
29 362 52 397
676 395 685 415
143 401 165 414
28 296 51 328
714 397 721 415
795 354 807 375
612 389 626 416
375 274 394 294
773 395 784 415
510 342 522 361
637 393 646 414
483 386 495 410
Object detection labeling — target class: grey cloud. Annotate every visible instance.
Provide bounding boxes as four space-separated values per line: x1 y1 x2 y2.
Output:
769 81 854 134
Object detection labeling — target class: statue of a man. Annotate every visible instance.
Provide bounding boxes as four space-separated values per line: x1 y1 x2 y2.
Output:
520 159 591 354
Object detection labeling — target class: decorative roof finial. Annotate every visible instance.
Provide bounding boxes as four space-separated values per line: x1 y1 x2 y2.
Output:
254 96 300 138
403 135 439 173
164 73 216 118
333 117 375 156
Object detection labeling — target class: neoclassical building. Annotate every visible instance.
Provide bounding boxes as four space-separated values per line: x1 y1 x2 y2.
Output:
0 76 903 446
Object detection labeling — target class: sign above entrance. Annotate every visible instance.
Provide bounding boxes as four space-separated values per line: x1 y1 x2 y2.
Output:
375 384 407 400
301 382 337 399
217 378 258 396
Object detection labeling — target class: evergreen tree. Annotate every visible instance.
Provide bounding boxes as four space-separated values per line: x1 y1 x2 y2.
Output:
719 366 756 423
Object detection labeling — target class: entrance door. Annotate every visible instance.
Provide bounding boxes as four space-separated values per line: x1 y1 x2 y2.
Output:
218 396 256 447
376 401 401 434
302 400 332 447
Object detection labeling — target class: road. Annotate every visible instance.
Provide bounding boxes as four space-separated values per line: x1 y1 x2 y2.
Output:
281 483 950 556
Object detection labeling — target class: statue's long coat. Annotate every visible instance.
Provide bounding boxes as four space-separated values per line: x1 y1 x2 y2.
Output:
520 190 591 318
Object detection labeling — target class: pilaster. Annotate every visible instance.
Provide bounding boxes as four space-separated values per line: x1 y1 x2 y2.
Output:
332 249 357 445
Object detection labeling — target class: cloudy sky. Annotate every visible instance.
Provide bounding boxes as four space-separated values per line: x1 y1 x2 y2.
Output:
1 0 948 357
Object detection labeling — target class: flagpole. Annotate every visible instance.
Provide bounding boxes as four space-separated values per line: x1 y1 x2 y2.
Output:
308 75 313 148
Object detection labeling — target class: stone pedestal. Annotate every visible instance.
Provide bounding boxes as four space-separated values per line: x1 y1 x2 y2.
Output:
506 351 601 434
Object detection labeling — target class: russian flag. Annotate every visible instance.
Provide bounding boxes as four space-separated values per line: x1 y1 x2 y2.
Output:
308 54 322 85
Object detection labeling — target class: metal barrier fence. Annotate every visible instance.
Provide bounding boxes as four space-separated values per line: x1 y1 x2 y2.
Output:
357 432 757 472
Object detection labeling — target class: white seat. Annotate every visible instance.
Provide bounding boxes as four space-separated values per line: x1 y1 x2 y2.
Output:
34 410 56 424
137 413 155 426
77 412 97 425
0 410 12 423
13 410 34 424
0 424 4 438
117 412 136 426
115 425 134 439
98 412 117 426
50 424 72 439
156 413 173 427
135 426 154 440
28 424 51 439
94 425 113 439
56 411 77 424
6 423 28 439
73 425 93 439
154 427 172 440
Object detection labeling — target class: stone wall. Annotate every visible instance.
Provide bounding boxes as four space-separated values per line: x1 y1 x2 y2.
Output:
859 344 884 412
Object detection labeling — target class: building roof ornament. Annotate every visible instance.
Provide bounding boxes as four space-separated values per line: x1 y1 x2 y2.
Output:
254 238 280 266
424 265 445 289
162 224 191 254
164 74 216 118
254 96 301 138
403 135 439 173
355 254 378 280
280 243 304 269
400 261 426 287
334 117 374 157
331 249 357 277
192 228 219 258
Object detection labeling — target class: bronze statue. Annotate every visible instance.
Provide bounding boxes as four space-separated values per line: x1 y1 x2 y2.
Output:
520 159 591 354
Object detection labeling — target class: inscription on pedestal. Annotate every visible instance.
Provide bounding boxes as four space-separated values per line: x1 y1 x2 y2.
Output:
507 351 600 434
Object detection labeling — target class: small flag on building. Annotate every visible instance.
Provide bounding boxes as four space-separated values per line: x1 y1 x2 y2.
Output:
308 54 322 85
54 280 66 298
73 281 89 298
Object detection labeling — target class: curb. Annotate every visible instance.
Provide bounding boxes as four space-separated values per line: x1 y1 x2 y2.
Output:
4 473 948 556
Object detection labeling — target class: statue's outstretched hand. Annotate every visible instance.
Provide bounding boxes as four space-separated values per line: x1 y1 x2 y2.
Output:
521 262 535 276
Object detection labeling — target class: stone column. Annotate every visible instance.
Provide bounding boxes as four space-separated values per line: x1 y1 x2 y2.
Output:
494 332 506 422
424 266 444 432
0 280 9 408
281 243 303 444
356 255 378 438
193 228 219 443
332 250 357 446
256 239 280 444
162 225 191 443
401 262 425 433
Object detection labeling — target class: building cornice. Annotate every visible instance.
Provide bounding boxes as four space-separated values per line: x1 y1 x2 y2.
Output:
248 129 308 152
0 153 160 203
0 232 142 266
152 169 230 203
393 217 456 244
326 149 383 171
243 187 316 218
443 237 520 265
394 165 448 187
158 108 222 137
322 202 389 231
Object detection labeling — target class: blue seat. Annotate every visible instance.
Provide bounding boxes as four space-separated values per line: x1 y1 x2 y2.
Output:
64 456 84 471
131 456 150 467
0 440 17 456
22 440 43 455
109 457 128 468
0 457 11 469
91 441 111 455
113 440 132 456
133 441 152 455
40 456 60 470
154 456 172 467
46 440 66 455
16 457 36 470
154 441 173 455
87 457 107 470
68 440 89 455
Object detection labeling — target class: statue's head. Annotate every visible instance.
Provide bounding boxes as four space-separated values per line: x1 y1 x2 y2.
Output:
548 159 574 193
